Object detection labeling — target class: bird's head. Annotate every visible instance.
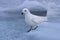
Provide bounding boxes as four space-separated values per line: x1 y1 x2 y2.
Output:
21 8 30 15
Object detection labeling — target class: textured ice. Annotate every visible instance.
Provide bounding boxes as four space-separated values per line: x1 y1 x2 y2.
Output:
26 22 60 40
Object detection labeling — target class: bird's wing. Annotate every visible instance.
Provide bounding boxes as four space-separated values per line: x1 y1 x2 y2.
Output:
31 16 47 24
31 17 41 24
30 14 47 25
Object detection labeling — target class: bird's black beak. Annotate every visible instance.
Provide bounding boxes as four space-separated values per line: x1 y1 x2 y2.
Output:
21 13 23 15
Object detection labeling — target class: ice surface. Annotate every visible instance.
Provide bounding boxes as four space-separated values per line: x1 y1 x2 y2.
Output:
26 22 60 40
0 0 60 40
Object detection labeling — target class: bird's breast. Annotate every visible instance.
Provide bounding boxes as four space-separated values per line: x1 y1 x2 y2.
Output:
25 14 35 26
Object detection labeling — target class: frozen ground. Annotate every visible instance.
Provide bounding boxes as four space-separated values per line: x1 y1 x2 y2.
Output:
0 19 60 40
0 0 60 40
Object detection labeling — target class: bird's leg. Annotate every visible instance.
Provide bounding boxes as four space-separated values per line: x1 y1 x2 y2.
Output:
32 26 38 30
27 26 32 32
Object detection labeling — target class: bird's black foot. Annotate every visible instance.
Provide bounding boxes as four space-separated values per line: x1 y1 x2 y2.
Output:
27 26 32 32
32 26 38 30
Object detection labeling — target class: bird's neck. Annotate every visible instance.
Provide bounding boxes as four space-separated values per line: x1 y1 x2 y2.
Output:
26 11 31 15
25 12 31 17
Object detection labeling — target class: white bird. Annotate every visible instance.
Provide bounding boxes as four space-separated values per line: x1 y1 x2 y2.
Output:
21 8 47 32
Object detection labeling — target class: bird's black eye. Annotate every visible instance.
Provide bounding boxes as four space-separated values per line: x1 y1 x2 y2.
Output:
24 10 27 12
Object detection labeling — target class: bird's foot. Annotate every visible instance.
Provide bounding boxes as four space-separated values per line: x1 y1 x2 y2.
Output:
32 26 38 30
27 29 31 32
27 26 32 32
